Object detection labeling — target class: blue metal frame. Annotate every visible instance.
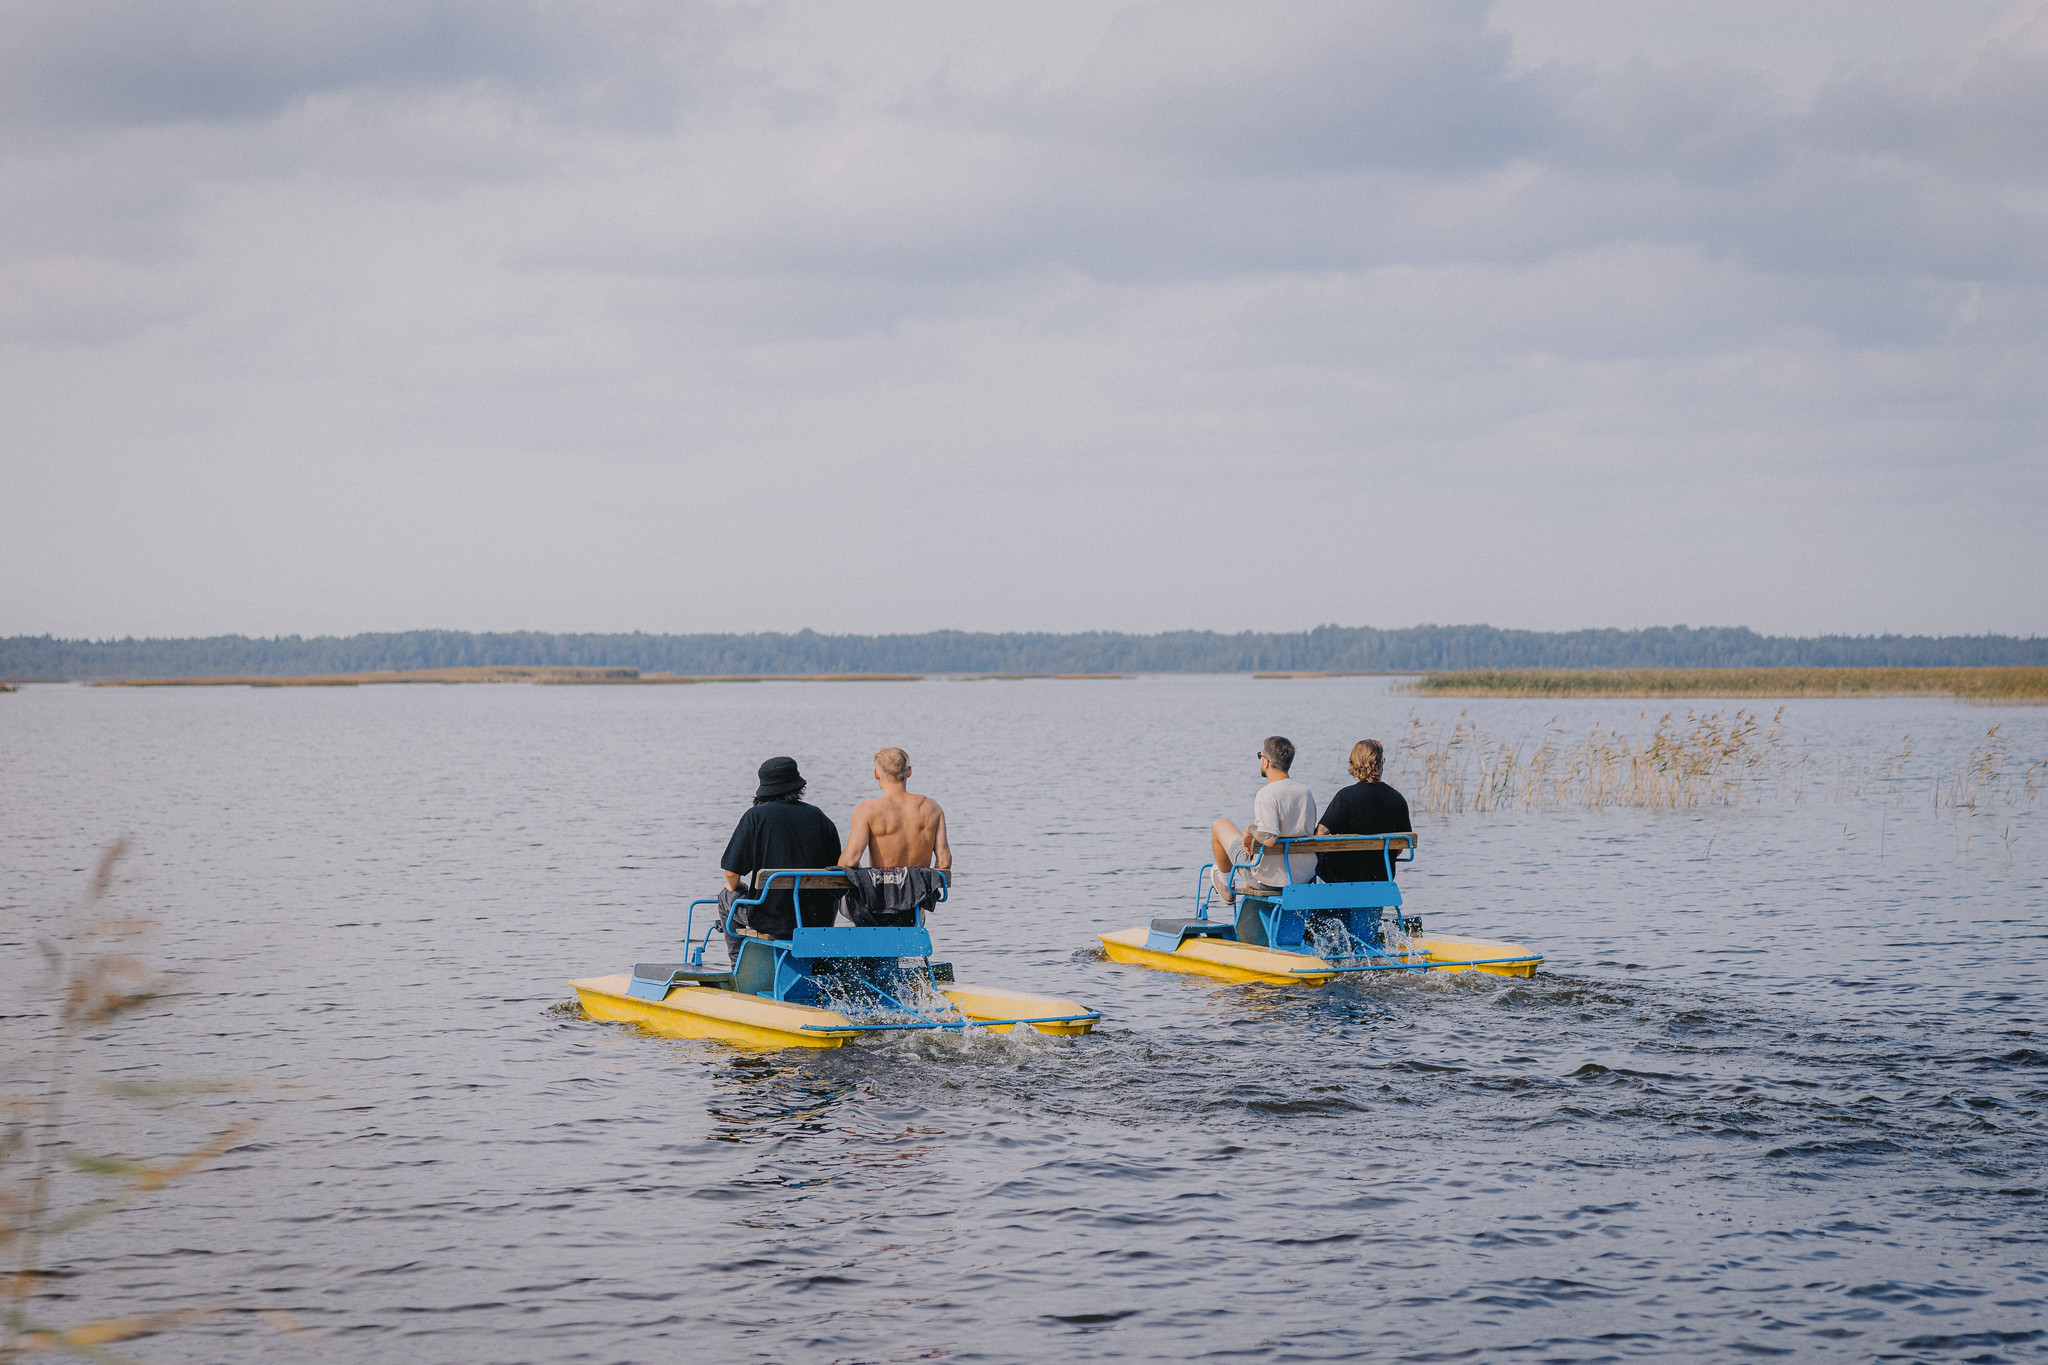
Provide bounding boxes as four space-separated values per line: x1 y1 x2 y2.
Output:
1154 832 1422 961
655 868 1079 1035
683 897 723 968
682 870 953 969
1290 955 1533 976
800 1010 1102 1033
712 870 946 1004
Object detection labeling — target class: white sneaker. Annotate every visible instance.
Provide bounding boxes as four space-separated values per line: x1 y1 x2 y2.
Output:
1210 867 1235 907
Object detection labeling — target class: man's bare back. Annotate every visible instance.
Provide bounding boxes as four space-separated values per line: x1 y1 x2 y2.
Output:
840 747 951 871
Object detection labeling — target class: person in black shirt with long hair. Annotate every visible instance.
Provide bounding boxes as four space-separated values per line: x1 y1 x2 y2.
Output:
1315 739 1412 883
718 756 842 961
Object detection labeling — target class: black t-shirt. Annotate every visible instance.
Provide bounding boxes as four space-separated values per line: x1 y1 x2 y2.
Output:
1315 780 1413 882
719 799 843 937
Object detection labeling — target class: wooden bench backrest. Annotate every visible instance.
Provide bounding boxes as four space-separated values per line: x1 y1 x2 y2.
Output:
1271 835 1415 855
749 868 853 892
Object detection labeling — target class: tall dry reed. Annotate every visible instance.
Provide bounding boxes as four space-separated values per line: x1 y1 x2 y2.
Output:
1389 710 2046 816
1933 727 2047 808
1393 708 1789 814
2 843 280 1362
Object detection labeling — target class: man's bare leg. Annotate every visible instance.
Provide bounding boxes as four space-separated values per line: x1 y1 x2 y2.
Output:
1210 818 1245 903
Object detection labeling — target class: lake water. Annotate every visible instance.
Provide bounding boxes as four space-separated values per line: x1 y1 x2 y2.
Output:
2 677 2044 1362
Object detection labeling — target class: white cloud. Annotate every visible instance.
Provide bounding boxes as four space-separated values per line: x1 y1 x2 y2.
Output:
0 0 2042 638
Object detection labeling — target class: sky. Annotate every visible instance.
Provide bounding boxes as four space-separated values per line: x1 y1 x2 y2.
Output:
2 0 2044 640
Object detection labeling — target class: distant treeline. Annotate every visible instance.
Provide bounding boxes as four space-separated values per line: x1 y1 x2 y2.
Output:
5 625 2046 680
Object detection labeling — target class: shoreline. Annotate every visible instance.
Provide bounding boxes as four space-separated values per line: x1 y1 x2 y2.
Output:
90 666 924 688
52 664 2048 702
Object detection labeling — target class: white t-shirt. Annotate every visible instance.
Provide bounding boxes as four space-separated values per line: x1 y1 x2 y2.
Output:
1248 777 1318 886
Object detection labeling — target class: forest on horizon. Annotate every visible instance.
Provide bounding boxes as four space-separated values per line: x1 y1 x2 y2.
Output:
5 624 2046 680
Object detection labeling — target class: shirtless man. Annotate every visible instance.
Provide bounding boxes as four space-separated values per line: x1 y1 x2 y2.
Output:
840 747 952 871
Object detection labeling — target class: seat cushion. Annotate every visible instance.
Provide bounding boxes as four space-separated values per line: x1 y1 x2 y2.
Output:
631 962 734 987
1149 917 1235 937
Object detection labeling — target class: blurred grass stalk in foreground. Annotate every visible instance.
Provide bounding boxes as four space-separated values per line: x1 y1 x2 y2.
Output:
1405 667 2048 704
1 842 271 1362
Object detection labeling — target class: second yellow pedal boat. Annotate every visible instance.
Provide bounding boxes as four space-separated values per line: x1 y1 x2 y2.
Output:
1099 834 1541 986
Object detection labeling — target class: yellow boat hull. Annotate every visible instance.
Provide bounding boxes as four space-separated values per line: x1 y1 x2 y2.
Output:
573 973 859 1047
571 974 1099 1049
937 983 1099 1036
1097 928 1541 986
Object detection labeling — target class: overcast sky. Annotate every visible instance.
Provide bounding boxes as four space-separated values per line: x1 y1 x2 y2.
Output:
3 0 2043 639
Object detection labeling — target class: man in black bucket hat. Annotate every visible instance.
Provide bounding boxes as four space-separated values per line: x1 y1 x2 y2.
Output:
717 757 843 961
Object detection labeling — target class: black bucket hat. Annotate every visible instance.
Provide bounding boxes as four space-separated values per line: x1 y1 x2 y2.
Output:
755 756 805 798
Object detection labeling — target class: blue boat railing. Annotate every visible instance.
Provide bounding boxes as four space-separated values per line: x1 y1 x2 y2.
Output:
799 1010 1103 1034
684 897 722 967
1191 831 1417 921
685 868 952 968
667 866 1100 1033
1154 833 1428 959
1290 954 1538 976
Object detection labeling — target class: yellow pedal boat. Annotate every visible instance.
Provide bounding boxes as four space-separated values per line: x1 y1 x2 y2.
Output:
1099 834 1541 987
573 973 1098 1049
574 869 1100 1050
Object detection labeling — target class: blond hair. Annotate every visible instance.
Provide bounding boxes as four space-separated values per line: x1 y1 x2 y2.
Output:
1348 739 1385 782
874 746 910 781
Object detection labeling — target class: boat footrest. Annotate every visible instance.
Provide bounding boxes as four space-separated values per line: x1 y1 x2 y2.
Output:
628 962 735 999
1145 917 1238 953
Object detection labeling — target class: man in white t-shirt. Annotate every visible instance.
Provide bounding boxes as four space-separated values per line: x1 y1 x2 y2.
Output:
1208 735 1319 905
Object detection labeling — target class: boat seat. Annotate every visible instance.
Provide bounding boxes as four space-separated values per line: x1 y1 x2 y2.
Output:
1150 916 1235 938
1145 916 1237 953
627 962 734 999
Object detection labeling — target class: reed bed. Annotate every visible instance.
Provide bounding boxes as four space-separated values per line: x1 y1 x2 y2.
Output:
1394 709 1785 814
1392 710 2046 815
1404 667 2048 704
